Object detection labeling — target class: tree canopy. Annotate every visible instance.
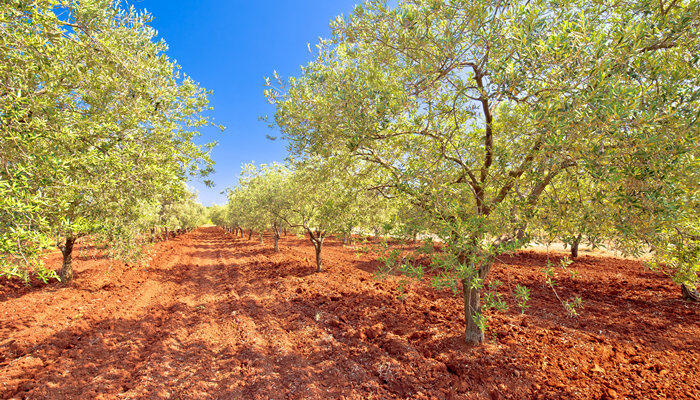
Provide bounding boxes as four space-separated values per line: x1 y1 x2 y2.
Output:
1 0 218 280
265 0 700 343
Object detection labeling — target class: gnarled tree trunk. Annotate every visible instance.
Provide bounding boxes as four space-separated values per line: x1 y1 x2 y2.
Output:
571 234 582 259
273 225 280 252
462 277 484 345
308 229 325 272
459 249 493 345
314 241 323 272
59 236 76 282
248 230 253 240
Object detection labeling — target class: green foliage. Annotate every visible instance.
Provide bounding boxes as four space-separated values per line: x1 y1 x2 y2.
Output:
266 0 699 342
514 285 531 314
647 225 699 289
398 260 424 280
472 312 488 335
416 238 435 255
563 296 584 317
1 0 217 279
542 257 584 316
376 246 403 276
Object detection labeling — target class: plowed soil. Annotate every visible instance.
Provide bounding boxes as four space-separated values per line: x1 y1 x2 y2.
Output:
1 227 698 399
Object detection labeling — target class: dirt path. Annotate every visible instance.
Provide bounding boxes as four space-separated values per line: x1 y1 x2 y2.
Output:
1 227 698 399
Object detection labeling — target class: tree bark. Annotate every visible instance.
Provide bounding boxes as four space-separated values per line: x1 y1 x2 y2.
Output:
308 230 324 272
681 283 699 301
59 236 76 282
259 232 264 244
248 230 253 240
462 277 485 345
273 226 280 252
571 234 582 259
314 241 323 272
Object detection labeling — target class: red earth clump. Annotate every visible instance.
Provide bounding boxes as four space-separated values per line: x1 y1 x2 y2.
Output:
1 227 697 399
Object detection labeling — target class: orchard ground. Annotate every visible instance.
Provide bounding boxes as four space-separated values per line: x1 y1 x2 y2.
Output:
0 227 697 400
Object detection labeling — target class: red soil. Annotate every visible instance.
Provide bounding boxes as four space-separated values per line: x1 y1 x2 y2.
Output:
1 227 698 399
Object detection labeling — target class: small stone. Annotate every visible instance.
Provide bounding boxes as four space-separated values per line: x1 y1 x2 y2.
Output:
591 364 606 373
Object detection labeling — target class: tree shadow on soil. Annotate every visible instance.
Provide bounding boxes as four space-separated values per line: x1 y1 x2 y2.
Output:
2 289 503 399
0 278 60 303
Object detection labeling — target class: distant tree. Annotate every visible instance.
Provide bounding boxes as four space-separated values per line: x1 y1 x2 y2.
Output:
237 163 293 251
208 205 228 229
534 172 613 259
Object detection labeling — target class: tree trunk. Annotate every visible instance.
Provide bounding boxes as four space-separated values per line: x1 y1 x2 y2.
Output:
59 236 76 282
284 228 287 236
314 241 323 272
462 278 485 344
259 232 264 244
273 226 280 252
681 284 699 301
248 230 253 240
308 230 324 272
571 234 582 259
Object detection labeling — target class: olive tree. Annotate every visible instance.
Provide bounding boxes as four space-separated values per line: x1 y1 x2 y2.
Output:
237 163 293 251
1 0 217 281
267 159 369 272
227 181 269 243
266 0 699 343
534 172 614 258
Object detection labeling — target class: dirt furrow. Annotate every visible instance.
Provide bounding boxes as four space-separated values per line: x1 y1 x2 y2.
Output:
1 227 698 400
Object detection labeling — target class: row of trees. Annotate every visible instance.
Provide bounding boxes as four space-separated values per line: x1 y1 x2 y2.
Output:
235 0 698 345
213 160 396 272
1 0 216 281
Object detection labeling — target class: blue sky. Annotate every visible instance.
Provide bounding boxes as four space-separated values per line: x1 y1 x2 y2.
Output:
136 0 362 206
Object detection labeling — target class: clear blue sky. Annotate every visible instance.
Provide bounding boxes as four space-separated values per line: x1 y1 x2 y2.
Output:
136 0 362 206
